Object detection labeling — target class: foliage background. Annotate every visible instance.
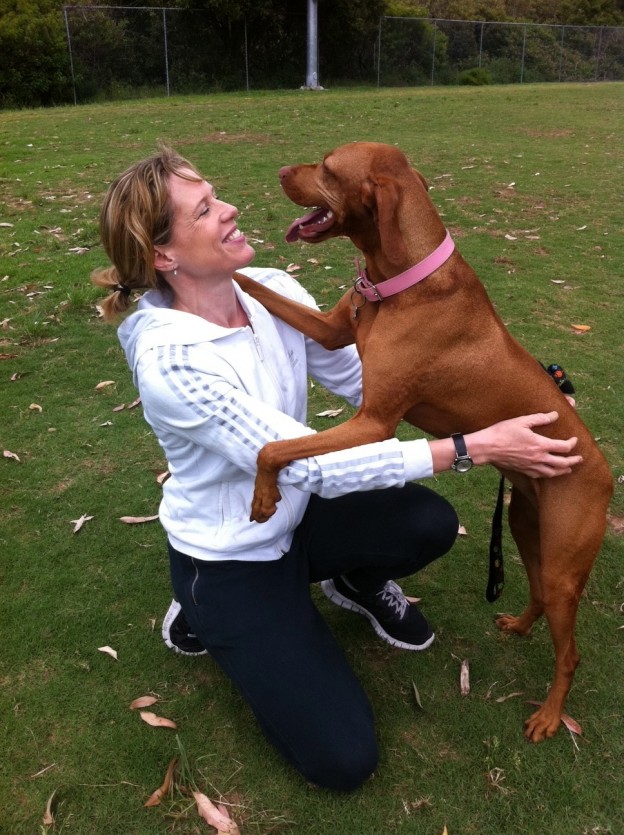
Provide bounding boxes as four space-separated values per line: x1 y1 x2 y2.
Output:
1 0 624 107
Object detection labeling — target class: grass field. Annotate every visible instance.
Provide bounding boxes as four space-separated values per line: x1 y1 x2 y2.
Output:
0 83 623 834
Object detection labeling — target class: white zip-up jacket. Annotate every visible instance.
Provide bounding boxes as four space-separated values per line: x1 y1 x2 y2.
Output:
118 267 434 562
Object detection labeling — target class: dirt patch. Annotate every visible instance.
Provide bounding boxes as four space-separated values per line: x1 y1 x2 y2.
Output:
520 129 575 139
177 132 276 146
607 514 624 535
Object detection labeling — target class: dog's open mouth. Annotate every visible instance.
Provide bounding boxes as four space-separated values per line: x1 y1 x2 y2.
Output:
285 207 335 243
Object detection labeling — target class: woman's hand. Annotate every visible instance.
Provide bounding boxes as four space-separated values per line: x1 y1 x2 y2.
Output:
466 411 582 478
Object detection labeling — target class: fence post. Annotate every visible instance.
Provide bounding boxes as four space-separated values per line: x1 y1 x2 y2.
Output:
479 21 484 68
595 26 603 79
63 6 77 106
244 17 249 91
431 19 437 85
520 24 527 82
559 25 565 81
377 17 382 88
163 9 170 97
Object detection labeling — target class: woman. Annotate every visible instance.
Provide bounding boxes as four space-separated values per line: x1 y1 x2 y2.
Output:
92 147 581 791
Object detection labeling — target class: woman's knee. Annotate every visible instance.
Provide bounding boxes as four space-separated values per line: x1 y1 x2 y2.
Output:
300 733 379 792
400 484 459 559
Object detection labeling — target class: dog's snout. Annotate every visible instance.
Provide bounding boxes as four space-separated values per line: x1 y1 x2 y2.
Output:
278 166 292 182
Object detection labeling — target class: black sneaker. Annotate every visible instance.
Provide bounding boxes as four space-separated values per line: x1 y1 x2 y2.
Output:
162 600 208 656
320 576 434 651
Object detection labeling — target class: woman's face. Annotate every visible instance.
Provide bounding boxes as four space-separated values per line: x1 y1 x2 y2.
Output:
161 170 255 279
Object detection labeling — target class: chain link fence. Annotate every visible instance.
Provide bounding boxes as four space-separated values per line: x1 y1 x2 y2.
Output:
63 7 624 103
378 17 624 86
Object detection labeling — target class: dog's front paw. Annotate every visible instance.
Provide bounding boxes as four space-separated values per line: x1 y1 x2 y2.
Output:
249 478 282 524
524 705 561 743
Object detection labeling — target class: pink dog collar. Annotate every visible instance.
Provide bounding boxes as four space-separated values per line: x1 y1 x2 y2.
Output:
354 230 455 302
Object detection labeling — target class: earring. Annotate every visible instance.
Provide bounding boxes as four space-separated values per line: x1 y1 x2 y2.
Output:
173 268 178 277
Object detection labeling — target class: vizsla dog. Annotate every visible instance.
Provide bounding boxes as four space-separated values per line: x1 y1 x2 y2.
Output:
234 142 613 742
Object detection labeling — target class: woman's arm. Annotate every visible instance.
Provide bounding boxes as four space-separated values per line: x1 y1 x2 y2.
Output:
429 411 581 478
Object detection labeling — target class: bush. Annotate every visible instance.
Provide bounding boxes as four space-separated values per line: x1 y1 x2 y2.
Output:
458 66 492 85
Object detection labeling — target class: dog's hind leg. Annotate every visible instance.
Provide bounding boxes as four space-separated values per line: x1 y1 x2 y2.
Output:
518 479 606 743
496 483 544 637
523 530 602 739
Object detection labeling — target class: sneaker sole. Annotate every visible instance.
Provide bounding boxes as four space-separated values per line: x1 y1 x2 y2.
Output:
320 579 435 652
162 600 208 657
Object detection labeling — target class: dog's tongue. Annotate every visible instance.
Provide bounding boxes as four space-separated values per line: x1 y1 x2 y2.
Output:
284 208 332 242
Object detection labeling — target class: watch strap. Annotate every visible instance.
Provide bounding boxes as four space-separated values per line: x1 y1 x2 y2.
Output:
451 432 468 458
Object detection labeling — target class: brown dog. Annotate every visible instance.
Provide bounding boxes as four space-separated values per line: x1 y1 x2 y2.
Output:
233 141 612 742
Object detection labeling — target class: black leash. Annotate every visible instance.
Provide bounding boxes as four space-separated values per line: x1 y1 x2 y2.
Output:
486 475 506 602
485 362 575 602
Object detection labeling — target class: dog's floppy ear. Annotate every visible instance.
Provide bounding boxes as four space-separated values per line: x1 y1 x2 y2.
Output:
361 175 407 267
415 170 429 191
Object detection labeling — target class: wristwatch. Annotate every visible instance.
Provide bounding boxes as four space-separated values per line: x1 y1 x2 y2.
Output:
451 433 473 473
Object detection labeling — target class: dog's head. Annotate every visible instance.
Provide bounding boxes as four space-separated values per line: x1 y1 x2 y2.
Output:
280 142 430 267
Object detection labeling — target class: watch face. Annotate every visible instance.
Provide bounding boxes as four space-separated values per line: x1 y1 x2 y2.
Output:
454 456 473 473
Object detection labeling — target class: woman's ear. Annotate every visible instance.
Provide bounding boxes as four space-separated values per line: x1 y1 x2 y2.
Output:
153 247 175 273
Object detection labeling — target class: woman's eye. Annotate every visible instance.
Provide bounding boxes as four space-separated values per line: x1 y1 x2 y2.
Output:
198 207 209 217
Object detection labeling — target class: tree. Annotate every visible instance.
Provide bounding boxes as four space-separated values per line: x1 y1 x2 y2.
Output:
0 0 71 106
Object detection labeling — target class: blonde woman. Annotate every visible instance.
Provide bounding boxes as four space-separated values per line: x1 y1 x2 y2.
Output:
93 148 580 791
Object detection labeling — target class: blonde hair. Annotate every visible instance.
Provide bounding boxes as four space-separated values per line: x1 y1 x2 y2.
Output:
91 146 203 321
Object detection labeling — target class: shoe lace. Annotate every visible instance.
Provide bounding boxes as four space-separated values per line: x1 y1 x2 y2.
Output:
377 580 408 619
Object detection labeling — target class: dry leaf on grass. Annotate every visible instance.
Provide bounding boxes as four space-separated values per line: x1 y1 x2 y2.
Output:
95 380 116 390
144 757 178 807
571 324 591 333
412 680 424 710
457 525 468 536
119 515 159 525
43 789 56 826
127 396 141 409
495 691 524 703
156 470 170 485
315 408 344 418
98 645 118 660
526 701 583 735
460 660 470 696
70 513 94 533
29 402 42 412
140 711 177 729
193 791 241 834
3 449 20 462
130 695 159 709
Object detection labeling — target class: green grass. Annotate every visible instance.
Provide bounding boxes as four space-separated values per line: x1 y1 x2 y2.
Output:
1 84 623 834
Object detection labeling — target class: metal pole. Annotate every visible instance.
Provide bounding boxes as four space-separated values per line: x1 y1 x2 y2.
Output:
595 26 603 80
63 6 78 105
162 8 170 97
479 21 484 68
520 24 527 83
244 17 249 92
431 20 437 85
558 25 565 81
377 17 382 88
305 0 321 89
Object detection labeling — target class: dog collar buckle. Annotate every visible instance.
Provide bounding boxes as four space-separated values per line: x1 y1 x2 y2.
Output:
354 270 382 301
352 230 455 305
